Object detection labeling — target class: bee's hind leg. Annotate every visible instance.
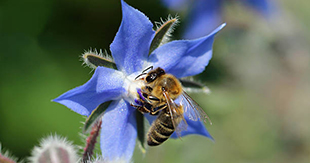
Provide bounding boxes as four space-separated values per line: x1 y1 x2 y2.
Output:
150 104 166 115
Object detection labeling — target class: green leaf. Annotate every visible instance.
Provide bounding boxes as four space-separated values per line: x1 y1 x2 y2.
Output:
83 53 117 70
149 18 178 55
83 101 112 133
180 79 211 94
179 79 205 89
136 111 147 153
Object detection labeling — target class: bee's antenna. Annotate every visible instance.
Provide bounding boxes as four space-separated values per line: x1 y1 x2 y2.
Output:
142 66 153 73
135 66 154 80
135 73 146 80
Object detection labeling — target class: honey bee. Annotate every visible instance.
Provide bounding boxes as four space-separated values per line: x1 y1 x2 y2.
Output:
132 66 211 146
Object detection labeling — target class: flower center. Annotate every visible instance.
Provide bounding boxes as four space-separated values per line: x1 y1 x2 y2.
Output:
122 72 144 105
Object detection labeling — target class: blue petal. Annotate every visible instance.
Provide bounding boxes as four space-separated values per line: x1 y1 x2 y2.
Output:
110 0 155 74
53 67 126 116
161 0 190 11
100 99 137 162
144 113 157 125
170 117 213 140
149 23 226 78
183 0 223 39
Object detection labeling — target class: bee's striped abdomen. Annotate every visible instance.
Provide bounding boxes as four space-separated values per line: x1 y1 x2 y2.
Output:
147 109 175 146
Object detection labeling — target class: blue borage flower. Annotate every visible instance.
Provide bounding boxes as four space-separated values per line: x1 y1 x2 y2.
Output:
53 0 225 162
162 0 276 39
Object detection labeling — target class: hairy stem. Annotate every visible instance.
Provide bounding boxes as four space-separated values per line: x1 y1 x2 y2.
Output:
82 120 102 162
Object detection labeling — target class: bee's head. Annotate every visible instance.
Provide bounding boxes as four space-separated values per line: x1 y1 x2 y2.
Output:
145 67 165 83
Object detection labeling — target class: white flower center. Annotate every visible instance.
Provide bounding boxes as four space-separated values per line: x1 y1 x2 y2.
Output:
122 72 144 105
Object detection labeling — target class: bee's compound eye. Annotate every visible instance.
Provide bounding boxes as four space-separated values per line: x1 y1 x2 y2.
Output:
146 73 157 83
146 76 152 82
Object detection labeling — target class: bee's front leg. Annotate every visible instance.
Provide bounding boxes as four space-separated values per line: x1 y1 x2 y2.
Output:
130 104 151 114
137 89 153 104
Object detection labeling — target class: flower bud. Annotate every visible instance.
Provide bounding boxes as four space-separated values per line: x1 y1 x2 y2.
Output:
29 135 78 163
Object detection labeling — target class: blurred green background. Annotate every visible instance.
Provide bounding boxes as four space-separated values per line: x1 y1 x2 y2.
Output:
1 0 310 162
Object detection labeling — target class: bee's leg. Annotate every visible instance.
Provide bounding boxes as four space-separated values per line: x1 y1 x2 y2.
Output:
134 99 143 105
148 95 159 102
150 111 160 116
137 106 151 114
137 89 153 103
150 104 166 115
130 104 151 114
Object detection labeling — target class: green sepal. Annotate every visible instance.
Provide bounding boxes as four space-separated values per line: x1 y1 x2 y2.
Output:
83 53 117 70
180 79 211 94
179 79 205 89
83 101 112 133
149 18 178 55
136 111 147 153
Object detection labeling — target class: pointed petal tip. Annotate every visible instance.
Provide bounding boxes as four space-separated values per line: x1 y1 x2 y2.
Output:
207 133 215 142
111 0 155 73
208 23 226 37
51 96 61 103
51 98 65 106
120 0 126 6
220 22 227 28
200 126 215 142
51 97 90 116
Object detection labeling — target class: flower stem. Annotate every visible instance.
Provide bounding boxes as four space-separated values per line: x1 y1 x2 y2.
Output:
82 120 102 162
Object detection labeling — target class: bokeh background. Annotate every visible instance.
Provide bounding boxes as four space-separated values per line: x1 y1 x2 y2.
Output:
1 0 310 162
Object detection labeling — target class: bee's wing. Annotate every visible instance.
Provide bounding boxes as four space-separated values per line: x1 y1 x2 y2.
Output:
181 91 212 125
173 105 188 138
162 90 187 138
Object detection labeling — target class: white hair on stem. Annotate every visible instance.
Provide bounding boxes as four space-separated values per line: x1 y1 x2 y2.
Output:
154 15 180 46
